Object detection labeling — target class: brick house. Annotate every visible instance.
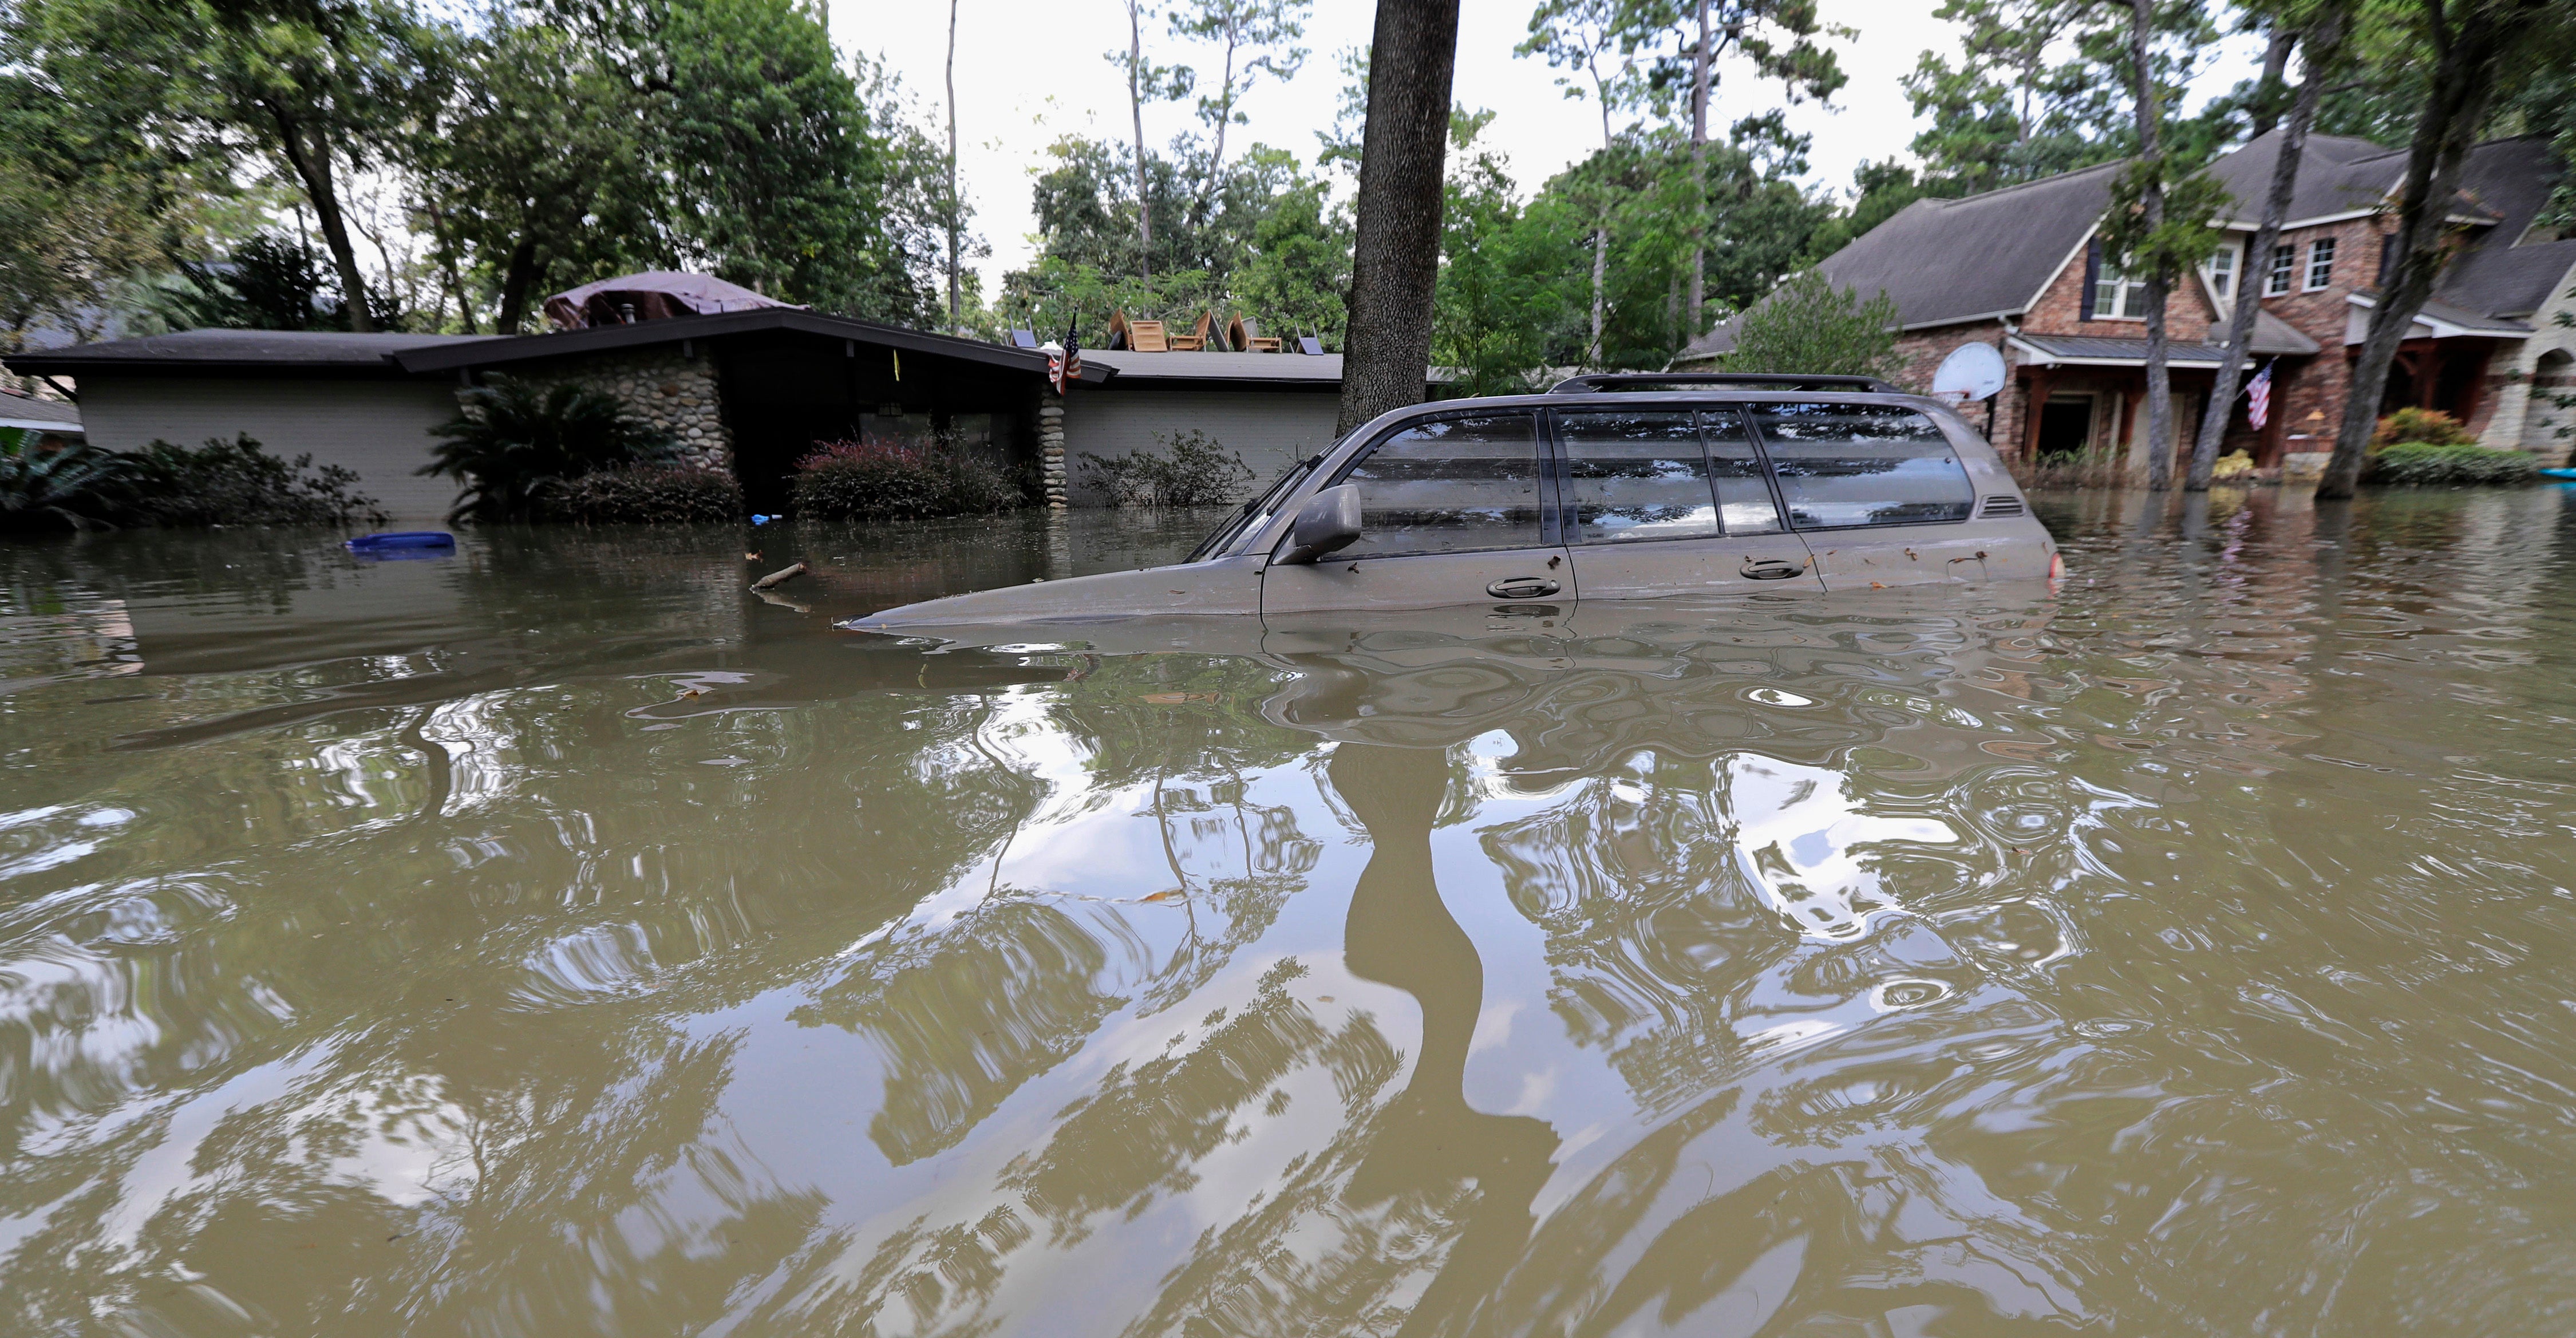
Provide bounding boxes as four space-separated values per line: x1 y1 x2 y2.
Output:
1679 130 2576 473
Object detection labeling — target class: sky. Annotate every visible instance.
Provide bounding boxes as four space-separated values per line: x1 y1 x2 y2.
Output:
828 1 2267 290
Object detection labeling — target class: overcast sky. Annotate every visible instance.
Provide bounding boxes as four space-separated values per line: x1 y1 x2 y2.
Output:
827 1 2266 290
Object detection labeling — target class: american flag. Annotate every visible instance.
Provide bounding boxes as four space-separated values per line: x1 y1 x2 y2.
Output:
2246 359 2274 431
1048 313 1082 394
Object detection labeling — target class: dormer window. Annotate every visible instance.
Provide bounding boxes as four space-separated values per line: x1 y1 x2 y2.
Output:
2093 263 2148 319
2265 244 2296 296
2304 238 2337 290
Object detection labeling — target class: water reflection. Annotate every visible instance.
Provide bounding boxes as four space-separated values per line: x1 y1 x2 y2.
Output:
5 488 2576 1334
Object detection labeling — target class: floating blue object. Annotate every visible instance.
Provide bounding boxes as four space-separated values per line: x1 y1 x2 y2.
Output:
346 531 457 555
2541 467 2576 480
752 514 773 526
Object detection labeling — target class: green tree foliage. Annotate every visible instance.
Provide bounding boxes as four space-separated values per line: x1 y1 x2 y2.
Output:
1720 270 1898 377
1901 0 2226 194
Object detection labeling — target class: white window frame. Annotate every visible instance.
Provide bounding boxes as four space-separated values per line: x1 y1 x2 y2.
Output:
2304 237 2337 291
2093 262 2148 320
2207 244 2237 299
2265 244 2296 297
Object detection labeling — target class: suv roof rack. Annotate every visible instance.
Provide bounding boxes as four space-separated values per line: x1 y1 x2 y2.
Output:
1547 372 1905 395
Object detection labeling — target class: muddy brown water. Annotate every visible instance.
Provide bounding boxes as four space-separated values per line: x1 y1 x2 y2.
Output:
6 487 2576 1336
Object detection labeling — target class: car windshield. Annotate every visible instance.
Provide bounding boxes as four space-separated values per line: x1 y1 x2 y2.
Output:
1187 453 1322 562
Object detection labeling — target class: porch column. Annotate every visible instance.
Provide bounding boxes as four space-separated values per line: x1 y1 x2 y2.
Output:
2020 368 2055 457
1038 391 1068 510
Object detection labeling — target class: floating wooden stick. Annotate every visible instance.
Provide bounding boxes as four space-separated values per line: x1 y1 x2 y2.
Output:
751 562 807 591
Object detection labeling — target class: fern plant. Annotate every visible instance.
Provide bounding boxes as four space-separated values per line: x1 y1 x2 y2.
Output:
0 430 131 531
422 378 679 523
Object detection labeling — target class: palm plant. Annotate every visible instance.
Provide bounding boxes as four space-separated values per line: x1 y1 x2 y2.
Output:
0 430 132 531
422 378 679 523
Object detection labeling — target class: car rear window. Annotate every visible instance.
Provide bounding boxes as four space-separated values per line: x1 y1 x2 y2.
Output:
1333 413 1543 558
1743 402 1975 530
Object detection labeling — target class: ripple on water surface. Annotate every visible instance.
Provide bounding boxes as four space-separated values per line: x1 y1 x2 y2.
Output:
4 491 2576 1335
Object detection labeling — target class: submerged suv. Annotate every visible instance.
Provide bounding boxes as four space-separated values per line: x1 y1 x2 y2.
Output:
850 374 2056 629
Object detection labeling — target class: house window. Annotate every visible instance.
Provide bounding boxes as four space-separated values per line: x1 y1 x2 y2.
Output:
2093 263 2148 319
2305 237 2337 290
2265 244 2297 296
2208 246 2237 299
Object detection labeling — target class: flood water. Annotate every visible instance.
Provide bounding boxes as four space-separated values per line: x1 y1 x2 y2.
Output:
6 487 2576 1336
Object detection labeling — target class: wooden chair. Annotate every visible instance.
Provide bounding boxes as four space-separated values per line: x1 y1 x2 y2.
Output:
1107 310 1132 350
1128 319 1169 352
1226 313 1282 352
1167 311 1214 352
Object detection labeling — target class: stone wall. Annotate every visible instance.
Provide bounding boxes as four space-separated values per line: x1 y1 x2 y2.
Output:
466 346 732 471
1037 391 1068 508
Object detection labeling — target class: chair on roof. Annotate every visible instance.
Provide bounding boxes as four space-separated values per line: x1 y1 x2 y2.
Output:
1166 311 1214 351
1009 329 1039 349
1128 318 1170 352
1227 313 1281 353
1107 310 1131 350
1297 330 1325 356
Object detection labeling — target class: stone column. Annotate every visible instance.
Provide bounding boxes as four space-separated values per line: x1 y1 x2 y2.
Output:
1038 392 1068 510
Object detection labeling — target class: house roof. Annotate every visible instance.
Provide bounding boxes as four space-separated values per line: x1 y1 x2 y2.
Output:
390 308 1115 383
2013 334 2230 366
2249 309 2323 356
1078 348 1346 389
0 391 81 431
2204 131 2407 226
6 328 499 377
1681 129 2573 362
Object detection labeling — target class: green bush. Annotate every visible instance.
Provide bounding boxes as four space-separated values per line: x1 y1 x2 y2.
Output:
550 465 743 523
790 437 1020 520
0 432 130 531
1080 429 1254 506
424 377 678 523
2367 441 2541 486
126 433 385 526
2373 407 2477 449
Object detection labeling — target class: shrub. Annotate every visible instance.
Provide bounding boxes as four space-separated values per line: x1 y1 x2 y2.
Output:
551 465 744 523
2366 441 2540 486
1723 270 1903 380
2210 450 2257 480
423 377 678 523
0 431 130 531
791 436 1020 520
125 433 385 526
2372 407 2477 449
1080 429 1254 506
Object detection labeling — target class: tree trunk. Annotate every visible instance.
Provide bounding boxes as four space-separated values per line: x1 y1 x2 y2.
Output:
1336 0 1462 437
1127 0 1153 282
2247 23 2298 138
496 238 543 334
268 102 376 333
1684 0 1712 340
2318 0 2539 500
1589 84 1611 368
1589 225 1608 366
2190 8 2341 491
946 0 961 334
2128 0 2171 491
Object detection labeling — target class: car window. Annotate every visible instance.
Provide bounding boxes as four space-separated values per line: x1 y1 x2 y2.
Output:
1700 409 1787 535
1334 413 1543 558
1188 453 1317 561
1560 411 1717 543
1745 402 1974 530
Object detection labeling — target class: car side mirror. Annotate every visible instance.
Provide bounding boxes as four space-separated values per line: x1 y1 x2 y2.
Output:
1274 484 1362 565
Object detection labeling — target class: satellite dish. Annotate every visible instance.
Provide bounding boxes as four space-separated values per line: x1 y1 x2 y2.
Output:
1931 341 2008 402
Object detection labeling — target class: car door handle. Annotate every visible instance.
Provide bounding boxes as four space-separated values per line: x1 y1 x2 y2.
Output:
1486 575 1561 599
1740 557 1808 581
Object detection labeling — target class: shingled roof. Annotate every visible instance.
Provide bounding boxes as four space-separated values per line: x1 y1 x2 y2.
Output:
1684 129 2573 362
